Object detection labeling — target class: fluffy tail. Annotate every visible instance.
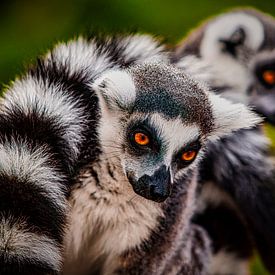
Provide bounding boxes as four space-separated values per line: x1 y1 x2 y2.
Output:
0 140 68 273
0 41 91 273
0 68 88 273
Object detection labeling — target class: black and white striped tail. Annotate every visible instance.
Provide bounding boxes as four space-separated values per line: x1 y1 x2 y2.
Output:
0 72 86 273
0 33 166 274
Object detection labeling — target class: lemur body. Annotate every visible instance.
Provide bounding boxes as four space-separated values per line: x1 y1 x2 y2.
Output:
63 59 259 275
172 8 275 274
0 34 260 274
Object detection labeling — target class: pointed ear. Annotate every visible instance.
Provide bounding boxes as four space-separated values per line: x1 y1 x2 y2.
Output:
219 27 246 50
92 70 136 113
208 93 262 140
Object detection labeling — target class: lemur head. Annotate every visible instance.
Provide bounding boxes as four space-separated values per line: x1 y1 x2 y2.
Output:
93 62 260 202
174 8 275 121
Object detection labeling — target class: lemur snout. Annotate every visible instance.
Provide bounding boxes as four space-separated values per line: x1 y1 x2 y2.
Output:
251 93 275 125
131 165 171 202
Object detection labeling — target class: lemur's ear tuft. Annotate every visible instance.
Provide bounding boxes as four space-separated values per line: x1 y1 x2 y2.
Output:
92 70 136 113
208 92 262 140
201 12 264 58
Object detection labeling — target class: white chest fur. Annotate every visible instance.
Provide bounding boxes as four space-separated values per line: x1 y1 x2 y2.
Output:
63 157 163 275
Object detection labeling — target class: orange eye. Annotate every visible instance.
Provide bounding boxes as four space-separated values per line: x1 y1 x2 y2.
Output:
182 150 197 162
134 132 150 146
263 70 275 85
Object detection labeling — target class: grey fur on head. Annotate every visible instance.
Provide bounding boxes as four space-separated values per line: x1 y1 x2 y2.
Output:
129 62 214 134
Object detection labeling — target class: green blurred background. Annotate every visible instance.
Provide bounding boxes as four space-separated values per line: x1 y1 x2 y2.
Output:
1 0 275 87
1 0 274 274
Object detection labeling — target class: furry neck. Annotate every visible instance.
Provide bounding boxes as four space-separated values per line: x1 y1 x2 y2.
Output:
64 150 163 274
93 150 137 199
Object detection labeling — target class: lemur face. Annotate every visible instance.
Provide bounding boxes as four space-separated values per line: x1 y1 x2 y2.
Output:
200 12 264 63
249 50 275 124
122 113 202 202
93 62 260 202
175 9 275 124
199 11 265 104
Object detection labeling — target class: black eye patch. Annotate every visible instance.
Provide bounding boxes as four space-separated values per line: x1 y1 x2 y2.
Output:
254 60 275 88
125 120 160 155
174 139 201 169
219 27 246 57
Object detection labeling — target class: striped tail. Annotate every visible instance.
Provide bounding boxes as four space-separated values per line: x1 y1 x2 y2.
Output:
0 48 91 273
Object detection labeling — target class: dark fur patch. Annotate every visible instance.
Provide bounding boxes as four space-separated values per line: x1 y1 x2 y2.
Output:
0 107 74 175
0 174 66 243
193 203 253 258
0 261 57 275
93 35 137 67
134 89 187 119
91 34 164 68
29 57 101 171
199 128 275 271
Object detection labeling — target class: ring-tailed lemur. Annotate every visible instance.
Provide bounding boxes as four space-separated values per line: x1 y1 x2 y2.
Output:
172 8 275 274
173 8 275 123
0 33 260 274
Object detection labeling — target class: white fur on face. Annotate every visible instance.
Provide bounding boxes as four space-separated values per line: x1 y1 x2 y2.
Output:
93 70 137 159
208 92 262 139
123 113 201 181
150 113 200 162
92 69 136 112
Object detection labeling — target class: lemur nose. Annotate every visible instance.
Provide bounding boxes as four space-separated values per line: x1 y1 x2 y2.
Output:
133 165 172 202
149 183 171 202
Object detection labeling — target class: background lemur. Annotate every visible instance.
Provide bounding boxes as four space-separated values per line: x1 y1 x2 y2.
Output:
172 8 275 274
173 8 275 122
0 33 260 274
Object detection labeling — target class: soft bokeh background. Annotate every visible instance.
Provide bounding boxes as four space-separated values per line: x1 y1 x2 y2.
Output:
1 0 274 274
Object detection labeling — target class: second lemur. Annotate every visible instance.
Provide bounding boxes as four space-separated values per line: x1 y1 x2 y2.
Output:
172 8 275 274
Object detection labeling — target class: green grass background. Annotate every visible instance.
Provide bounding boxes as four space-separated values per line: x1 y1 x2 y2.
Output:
1 1 275 274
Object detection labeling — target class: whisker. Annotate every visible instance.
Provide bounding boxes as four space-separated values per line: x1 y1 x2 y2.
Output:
99 154 122 162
